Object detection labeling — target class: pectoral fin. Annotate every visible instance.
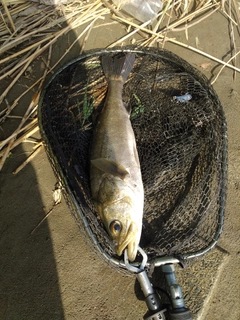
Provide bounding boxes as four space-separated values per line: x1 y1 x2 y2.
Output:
91 158 129 179
123 102 131 114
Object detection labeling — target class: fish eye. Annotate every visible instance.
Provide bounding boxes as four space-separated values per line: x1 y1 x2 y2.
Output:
109 220 122 235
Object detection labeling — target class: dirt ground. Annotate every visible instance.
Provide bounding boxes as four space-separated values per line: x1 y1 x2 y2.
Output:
1 6 240 320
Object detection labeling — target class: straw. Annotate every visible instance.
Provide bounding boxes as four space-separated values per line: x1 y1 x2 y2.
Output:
12 143 43 174
0 1 109 171
29 207 53 236
1 0 16 33
0 0 239 171
211 49 240 85
111 14 240 73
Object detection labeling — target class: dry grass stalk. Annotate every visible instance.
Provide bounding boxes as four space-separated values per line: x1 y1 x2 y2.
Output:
0 45 51 123
48 11 105 71
12 143 43 174
1 0 27 5
211 49 240 84
0 92 39 170
33 141 43 150
6 125 39 153
162 5 220 32
169 37 240 73
1 30 61 66
0 42 51 170
0 123 39 170
108 18 154 47
34 44 53 104
0 0 239 171
112 14 240 73
0 120 39 165
1 0 16 33
160 0 176 47
29 207 53 236
101 0 148 39
1 39 50 171
228 0 237 80
0 47 36 80
0 141 14 170
0 118 38 151
0 46 40 104
1 79 38 122
0 1 108 171
0 7 12 35
0 1 107 67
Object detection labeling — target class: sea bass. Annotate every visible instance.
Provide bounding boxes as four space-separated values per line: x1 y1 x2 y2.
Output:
90 53 144 261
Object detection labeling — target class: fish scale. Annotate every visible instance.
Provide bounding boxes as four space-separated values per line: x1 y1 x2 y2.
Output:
90 53 144 262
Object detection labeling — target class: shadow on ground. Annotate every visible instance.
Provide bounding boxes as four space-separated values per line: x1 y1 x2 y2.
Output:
0 145 64 319
0 12 84 319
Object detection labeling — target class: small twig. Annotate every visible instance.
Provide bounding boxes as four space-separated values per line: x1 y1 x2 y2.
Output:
155 0 173 31
165 7 219 32
0 7 12 35
0 92 39 151
12 144 43 175
40 52 54 76
29 208 53 236
7 125 39 151
0 55 59 122
80 17 96 54
0 35 54 66
221 0 238 27
0 125 39 169
5 115 23 119
0 81 37 121
1 0 16 33
101 0 149 39
0 10 78 57
162 0 176 48
0 118 38 151
168 37 240 73
228 0 237 80
160 3 219 33
108 18 153 47
37 44 53 92
0 45 40 104
211 49 240 84
0 140 13 170
47 16 102 74
232 0 240 33
114 14 240 73
0 47 36 81
33 141 43 150
23 139 40 144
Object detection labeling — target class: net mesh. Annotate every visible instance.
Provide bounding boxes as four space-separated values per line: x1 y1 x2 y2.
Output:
38 47 227 270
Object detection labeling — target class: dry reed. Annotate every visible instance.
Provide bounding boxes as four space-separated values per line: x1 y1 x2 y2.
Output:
0 0 239 171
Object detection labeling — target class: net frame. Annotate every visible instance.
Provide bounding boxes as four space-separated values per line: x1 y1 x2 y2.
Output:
38 46 227 272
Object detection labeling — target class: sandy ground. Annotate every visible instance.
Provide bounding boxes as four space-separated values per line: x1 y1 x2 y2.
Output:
1 6 240 320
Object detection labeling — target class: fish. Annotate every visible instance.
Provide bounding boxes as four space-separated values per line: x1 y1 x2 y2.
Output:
90 53 144 262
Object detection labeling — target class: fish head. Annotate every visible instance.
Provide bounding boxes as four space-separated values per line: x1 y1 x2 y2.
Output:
102 198 142 262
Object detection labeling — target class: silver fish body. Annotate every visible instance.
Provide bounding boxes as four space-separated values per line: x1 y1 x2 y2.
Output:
90 53 144 261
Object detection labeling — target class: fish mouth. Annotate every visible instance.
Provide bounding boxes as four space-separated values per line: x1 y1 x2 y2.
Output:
116 222 139 262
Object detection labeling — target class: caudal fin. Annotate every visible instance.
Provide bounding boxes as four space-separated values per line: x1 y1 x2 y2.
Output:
101 53 135 84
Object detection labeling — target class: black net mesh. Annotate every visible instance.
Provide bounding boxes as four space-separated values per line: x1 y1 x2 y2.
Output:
38 47 227 270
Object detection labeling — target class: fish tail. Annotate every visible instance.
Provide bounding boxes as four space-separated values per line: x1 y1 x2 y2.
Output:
101 53 135 84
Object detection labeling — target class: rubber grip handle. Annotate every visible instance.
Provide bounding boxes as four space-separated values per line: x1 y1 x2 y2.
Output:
169 308 192 320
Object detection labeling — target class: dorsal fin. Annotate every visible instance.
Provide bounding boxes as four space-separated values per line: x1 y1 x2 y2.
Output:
91 158 129 180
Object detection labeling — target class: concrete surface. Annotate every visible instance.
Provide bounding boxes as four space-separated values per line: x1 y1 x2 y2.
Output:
1 7 240 320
